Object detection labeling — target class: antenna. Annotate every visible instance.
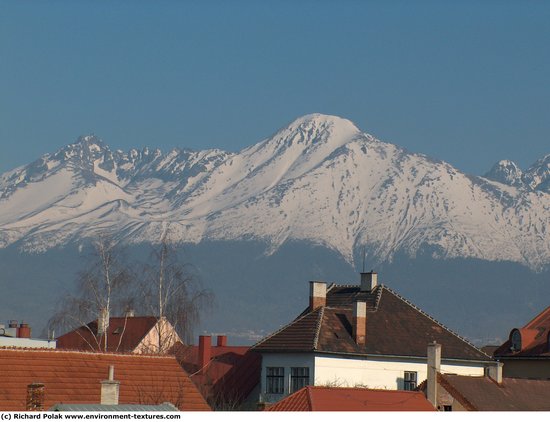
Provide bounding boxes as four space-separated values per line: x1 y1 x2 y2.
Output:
362 246 366 273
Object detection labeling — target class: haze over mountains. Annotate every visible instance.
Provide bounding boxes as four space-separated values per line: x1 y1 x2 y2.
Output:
1 114 549 270
1 114 549 345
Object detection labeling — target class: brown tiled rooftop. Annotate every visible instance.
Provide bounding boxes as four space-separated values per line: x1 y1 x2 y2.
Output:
438 374 550 411
56 316 158 352
266 386 435 411
0 348 210 411
254 284 490 361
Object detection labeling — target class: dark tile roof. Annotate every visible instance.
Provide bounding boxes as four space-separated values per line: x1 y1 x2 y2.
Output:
173 342 261 409
56 316 159 352
494 306 550 359
253 284 490 361
437 374 550 411
266 386 435 411
0 348 210 411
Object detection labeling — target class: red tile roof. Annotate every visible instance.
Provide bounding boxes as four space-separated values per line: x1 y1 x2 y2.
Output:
266 386 435 411
0 348 210 411
436 374 550 411
494 306 550 358
56 316 158 352
254 284 490 361
173 342 261 409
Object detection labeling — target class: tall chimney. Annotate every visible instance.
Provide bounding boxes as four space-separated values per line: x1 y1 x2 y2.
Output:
26 383 45 411
487 362 503 384
199 335 212 372
100 365 120 405
353 301 367 345
427 342 441 408
18 323 31 339
97 308 110 336
360 272 377 291
217 335 227 347
309 281 327 310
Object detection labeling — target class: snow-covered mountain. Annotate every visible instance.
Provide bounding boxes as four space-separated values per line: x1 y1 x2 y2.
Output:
1 114 549 270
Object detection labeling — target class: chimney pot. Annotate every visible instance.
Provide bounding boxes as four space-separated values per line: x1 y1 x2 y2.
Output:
199 335 212 372
26 383 45 411
309 281 327 310
360 272 377 291
353 301 367 345
18 323 31 339
217 335 227 347
487 362 503 384
100 366 120 405
427 342 441 408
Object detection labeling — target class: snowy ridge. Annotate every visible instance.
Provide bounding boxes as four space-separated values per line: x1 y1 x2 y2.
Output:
1 114 549 270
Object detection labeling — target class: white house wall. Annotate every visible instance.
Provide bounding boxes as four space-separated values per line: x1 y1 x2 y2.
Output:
260 353 315 403
260 352 487 403
314 354 486 390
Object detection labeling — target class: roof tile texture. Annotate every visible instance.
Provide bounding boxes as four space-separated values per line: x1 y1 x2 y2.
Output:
439 374 550 411
254 285 489 361
56 317 158 353
0 349 210 411
266 386 434 411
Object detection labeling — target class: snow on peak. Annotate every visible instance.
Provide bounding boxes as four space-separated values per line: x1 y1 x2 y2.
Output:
484 159 524 187
1 116 549 271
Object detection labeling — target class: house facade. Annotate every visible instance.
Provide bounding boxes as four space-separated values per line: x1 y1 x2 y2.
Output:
252 272 495 404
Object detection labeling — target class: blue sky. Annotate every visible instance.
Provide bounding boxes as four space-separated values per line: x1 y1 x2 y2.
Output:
1 0 549 175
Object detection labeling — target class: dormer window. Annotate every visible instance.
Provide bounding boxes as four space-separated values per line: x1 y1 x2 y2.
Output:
510 329 522 352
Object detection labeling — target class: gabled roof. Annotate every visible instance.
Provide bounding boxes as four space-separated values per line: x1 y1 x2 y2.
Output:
173 342 261 409
435 374 550 411
494 306 550 358
56 316 158 352
266 386 434 411
253 284 490 361
0 348 210 411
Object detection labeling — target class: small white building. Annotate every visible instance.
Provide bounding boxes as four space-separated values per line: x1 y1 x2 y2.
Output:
252 272 496 404
0 321 56 349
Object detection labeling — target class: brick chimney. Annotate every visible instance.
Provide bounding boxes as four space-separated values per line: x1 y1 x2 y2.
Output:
100 365 120 405
26 383 45 411
97 308 109 336
487 362 503 384
360 271 377 292
199 335 212 372
427 342 441 408
217 335 227 347
18 323 31 339
353 301 367 345
309 281 327 310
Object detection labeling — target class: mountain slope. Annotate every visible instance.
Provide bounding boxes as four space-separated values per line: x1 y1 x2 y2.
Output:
1 114 549 270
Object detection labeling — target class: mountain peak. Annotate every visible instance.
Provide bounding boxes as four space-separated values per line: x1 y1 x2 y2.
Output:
484 159 524 187
287 113 360 134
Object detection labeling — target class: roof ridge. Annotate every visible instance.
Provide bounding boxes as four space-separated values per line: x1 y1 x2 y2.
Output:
381 285 492 360
251 307 322 350
306 386 314 410
524 306 550 329
0 347 178 359
313 307 325 350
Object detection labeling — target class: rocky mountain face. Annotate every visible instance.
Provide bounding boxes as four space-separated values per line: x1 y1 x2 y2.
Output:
1 114 549 271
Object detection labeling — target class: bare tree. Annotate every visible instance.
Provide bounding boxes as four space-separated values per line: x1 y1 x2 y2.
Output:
136 237 213 349
48 235 132 351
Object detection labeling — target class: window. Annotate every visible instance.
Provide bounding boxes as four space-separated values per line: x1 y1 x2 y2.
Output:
266 367 284 394
404 371 417 390
290 367 310 393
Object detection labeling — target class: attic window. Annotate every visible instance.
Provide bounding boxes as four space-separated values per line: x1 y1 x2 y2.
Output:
510 329 522 352
113 327 122 335
404 371 417 391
